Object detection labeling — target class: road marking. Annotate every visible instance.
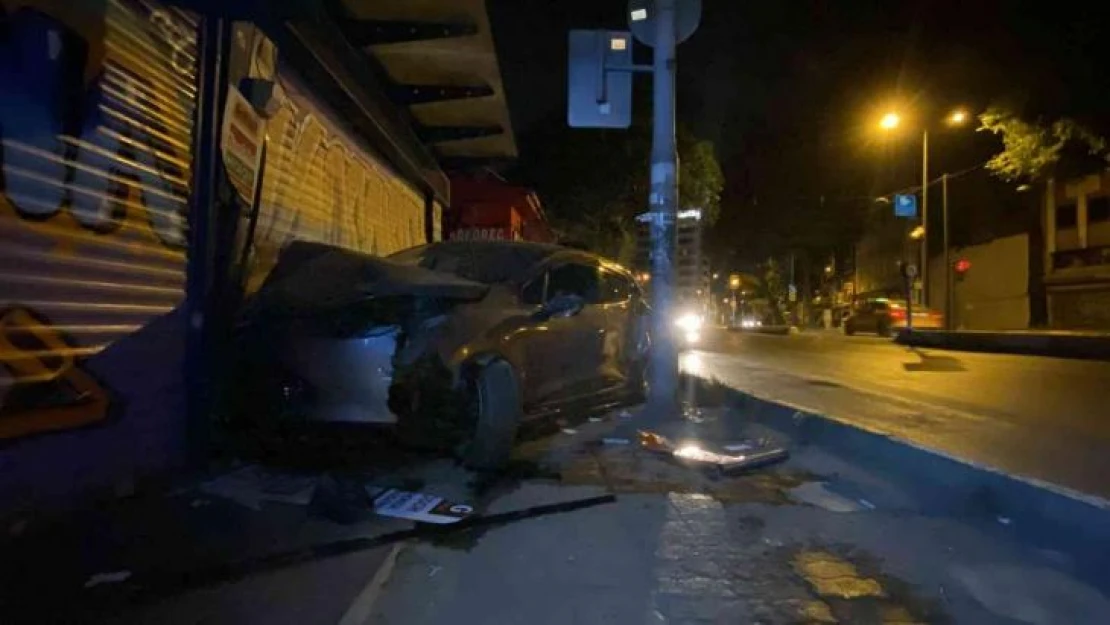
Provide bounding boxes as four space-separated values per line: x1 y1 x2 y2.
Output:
336 543 404 625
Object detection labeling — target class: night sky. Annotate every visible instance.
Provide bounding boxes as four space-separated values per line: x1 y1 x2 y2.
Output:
488 0 1109 262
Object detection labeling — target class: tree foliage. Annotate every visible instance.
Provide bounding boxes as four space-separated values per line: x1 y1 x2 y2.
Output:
755 258 787 324
978 106 1109 182
513 118 724 261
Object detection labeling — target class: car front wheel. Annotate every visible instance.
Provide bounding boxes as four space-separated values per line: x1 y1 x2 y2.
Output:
460 359 522 470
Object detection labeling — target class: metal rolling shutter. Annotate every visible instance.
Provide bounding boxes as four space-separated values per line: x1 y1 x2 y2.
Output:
0 0 196 439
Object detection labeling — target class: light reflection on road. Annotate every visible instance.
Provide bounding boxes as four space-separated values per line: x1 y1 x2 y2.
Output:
679 350 707 377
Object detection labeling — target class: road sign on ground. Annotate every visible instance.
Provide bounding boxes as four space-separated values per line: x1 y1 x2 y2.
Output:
894 194 918 218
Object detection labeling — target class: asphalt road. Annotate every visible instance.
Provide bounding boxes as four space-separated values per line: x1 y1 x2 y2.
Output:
689 328 1110 500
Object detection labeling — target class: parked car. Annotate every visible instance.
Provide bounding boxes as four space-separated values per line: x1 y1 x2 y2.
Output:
233 240 650 468
843 298 943 336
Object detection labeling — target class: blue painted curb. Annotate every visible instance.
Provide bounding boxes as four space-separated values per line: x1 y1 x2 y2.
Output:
709 381 1110 586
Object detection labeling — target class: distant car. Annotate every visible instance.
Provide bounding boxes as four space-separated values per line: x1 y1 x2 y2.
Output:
843 298 942 336
233 240 650 468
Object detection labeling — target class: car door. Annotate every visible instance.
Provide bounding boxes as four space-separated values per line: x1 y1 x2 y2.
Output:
528 260 607 404
596 267 642 388
515 269 562 408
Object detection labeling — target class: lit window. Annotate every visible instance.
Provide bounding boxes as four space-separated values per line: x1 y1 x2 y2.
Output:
610 37 627 51
631 8 648 21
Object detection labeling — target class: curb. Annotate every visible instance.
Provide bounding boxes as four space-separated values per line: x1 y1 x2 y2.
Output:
712 381 1110 583
895 328 1110 360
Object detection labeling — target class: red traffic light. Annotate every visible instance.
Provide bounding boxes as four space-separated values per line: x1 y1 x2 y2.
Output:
954 258 972 274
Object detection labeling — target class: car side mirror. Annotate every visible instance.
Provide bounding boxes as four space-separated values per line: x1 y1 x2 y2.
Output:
534 293 585 320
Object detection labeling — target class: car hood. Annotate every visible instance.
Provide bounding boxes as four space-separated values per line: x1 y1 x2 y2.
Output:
250 241 490 315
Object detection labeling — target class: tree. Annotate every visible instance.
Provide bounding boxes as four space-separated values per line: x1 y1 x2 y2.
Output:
978 106 1109 182
755 258 787 325
512 117 724 261
678 131 725 223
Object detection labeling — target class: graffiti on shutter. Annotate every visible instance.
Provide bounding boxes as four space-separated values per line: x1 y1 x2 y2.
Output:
231 27 427 292
0 0 195 439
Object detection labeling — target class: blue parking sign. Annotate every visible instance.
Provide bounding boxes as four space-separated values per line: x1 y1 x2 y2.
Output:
894 194 918 218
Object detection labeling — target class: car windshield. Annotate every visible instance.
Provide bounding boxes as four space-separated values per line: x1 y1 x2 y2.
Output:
388 242 556 285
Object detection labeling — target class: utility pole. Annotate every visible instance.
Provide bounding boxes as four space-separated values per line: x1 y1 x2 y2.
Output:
644 0 679 417
921 130 929 308
942 173 952 331
568 0 700 419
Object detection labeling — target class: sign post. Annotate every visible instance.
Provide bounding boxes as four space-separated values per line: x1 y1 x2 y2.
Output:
641 0 679 418
567 0 700 420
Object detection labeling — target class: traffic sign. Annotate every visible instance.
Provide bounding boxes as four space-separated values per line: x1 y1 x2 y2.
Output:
905 263 918 278
894 194 918 218
788 284 797 302
567 30 634 128
628 0 701 47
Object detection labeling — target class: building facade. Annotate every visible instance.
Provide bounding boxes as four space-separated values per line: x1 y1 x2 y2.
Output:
0 0 514 514
446 175 554 243
1042 171 1110 329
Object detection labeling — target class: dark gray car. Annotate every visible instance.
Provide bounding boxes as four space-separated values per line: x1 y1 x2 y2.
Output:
234 240 650 468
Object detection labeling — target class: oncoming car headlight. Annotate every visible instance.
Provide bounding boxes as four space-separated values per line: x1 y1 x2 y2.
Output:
674 312 703 333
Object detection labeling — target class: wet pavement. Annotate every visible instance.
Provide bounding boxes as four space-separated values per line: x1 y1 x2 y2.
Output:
691 330 1110 499
365 405 1110 625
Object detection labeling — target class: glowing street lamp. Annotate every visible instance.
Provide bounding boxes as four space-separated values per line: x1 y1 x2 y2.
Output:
875 104 973 327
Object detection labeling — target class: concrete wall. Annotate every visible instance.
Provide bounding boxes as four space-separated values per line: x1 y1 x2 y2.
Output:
928 233 1030 330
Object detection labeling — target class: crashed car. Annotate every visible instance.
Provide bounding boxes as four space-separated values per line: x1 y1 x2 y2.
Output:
234 240 651 468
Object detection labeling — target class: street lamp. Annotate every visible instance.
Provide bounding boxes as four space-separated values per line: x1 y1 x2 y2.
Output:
877 107 970 317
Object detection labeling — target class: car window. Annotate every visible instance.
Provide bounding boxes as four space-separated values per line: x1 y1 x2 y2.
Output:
521 272 547 305
547 263 600 304
599 270 633 303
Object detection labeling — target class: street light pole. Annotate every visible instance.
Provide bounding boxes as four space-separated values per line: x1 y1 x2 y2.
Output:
942 173 952 331
921 129 929 308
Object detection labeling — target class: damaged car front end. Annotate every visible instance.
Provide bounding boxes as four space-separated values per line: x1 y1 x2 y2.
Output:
230 240 649 469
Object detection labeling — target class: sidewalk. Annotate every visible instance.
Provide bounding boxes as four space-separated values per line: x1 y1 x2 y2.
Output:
0 433 485 625
6 392 1110 624
366 404 1110 625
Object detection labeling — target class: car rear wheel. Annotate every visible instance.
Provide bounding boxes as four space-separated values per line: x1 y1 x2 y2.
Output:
460 359 522 470
844 321 856 336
